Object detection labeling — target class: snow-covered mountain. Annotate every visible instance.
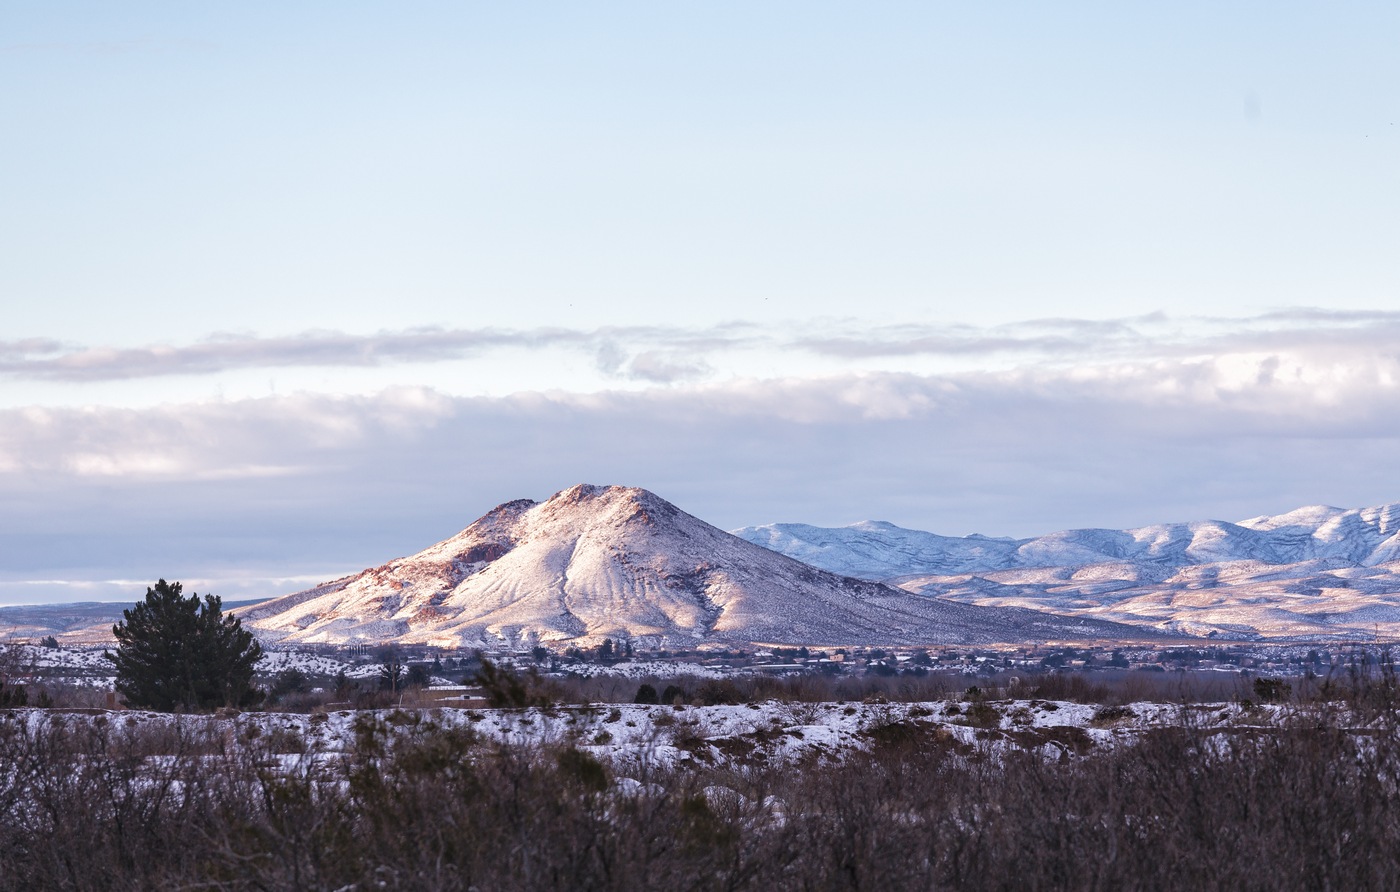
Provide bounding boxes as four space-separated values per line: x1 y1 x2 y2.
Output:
734 504 1400 640
240 484 1147 648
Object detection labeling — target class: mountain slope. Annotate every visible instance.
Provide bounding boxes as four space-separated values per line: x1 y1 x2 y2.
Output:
241 485 1150 648
734 504 1400 640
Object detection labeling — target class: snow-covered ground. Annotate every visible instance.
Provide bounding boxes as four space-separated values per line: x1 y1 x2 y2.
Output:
546 659 731 680
0 698 1296 773
8 645 378 686
20 645 112 671
6 643 744 692
257 649 380 679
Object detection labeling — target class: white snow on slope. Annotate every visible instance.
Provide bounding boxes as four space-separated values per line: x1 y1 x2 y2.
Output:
239 485 1146 649
734 504 1400 640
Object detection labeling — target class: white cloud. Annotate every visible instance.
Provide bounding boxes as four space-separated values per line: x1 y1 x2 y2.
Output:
5 309 1400 604
6 310 1400 392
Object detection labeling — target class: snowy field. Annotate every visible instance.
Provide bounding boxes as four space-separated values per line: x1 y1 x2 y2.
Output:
0 698 1293 773
10 644 773 689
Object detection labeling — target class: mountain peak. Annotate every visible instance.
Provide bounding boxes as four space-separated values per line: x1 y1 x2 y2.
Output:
552 483 675 510
1236 504 1347 530
547 482 620 504
243 484 1142 648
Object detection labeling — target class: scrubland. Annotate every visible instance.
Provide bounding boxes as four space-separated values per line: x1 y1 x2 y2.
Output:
2 666 1399 891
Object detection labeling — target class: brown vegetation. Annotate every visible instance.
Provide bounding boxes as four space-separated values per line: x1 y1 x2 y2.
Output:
0 692 1397 890
2 658 1398 889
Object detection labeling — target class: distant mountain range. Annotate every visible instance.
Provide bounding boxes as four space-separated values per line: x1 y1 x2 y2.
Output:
734 504 1400 641
0 599 267 647
11 492 1398 647
238 484 1145 648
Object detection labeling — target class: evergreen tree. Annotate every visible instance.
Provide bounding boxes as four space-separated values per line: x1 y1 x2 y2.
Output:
107 579 264 711
269 667 309 700
333 669 356 700
406 663 432 688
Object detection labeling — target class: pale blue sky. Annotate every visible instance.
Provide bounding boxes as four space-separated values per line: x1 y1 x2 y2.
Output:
1 3 1397 603
5 2 1396 344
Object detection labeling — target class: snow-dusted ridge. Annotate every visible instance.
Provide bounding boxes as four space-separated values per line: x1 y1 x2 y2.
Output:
734 503 1400 641
239 484 1150 648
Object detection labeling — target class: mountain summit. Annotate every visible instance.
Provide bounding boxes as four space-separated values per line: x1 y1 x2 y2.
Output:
241 484 1143 648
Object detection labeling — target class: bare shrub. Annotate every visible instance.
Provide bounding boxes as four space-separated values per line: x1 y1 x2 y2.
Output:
0 699 1398 890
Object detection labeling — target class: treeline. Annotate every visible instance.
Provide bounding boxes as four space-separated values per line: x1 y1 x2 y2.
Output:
422 659 1394 711
0 701 1398 890
13 662 1378 714
11 648 1396 715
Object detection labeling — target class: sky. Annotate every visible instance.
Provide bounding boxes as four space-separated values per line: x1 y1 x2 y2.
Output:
2 2 1398 605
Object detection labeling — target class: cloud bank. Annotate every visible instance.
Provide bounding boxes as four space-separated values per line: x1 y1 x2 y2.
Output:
6 310 1400 389
0 326 756 384
4 310 1400 605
